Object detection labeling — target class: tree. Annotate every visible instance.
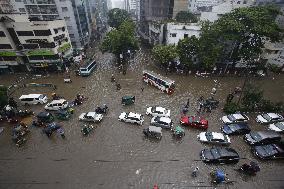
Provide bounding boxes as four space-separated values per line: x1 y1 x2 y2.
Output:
210 5 282 64
175 11 198 23
176 36 199 68
100 20 138 57
0 86 8 108
152 45 178 65
108 8 130 28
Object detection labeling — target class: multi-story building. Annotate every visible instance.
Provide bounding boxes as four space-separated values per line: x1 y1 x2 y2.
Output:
188 0 222 13
173 0 189 18
0 0 16 13
123 0 130 11
13 0 92 49
0 14 72 72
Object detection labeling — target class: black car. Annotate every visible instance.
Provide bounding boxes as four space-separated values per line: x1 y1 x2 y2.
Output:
244 131 281 146
222 123 251 135
200 147 240 164
253 144 284 160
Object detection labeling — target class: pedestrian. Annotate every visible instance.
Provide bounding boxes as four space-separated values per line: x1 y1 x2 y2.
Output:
211 87 217 95
192 167 199 177
116 83 121 90
141 87 144 92
57 127 65 139
186 98 190 107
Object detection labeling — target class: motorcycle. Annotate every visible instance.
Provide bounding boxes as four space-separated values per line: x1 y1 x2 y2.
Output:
12 134 27 147
16 110 34 118
95 104 108 114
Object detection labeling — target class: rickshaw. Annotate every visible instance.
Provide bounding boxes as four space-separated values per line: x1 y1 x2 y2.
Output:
43 122 61 137
81 125 94 136
211 169 226 184
238 161 260 176
121 96 135 106
143 126 162 140
37 112 54 123
172 126 185 138
55 110 71 120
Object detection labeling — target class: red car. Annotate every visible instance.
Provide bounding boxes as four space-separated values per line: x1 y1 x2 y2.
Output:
180 116 208 129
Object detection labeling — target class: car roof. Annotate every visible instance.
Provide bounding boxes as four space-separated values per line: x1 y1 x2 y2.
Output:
216 147 238 157
128 112 141 118
155 107 165 112
232 113 245 119
86 112 97 117
267 113 281 118
211 132 225 140
20 94 43 99
37 111 50 117
158 116 171 123
49 99 66 104
254 131 281 138
149 126 162 133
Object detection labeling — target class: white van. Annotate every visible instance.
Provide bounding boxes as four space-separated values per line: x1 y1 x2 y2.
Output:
44 99 68 111
19 94 48 105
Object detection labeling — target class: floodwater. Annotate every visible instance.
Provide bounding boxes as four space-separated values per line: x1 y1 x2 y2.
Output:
0 48 284 189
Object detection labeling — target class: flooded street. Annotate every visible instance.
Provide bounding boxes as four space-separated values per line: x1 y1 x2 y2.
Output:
0 48 284 189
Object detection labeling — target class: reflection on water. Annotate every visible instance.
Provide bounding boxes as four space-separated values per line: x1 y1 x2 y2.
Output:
0 49 284 189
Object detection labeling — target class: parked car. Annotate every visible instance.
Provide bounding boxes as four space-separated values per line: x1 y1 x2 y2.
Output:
256 113 284 124
19 94 48 105
44 99 68 111
146 106 170 117
118 112 144 125
180 116 208 129
143 126 162 139
79 112 103 122
269 122 284 133
244 131 281 145
222 123 251 135
200 147 240 164
221 113 249 124
197 132 231 145
150 116 173 129
253 144 284 160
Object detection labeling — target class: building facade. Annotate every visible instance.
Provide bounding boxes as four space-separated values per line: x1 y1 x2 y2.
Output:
173 0 189 18
0 14 72 72
12 0 92 49
188 0 221 13
0 0 16 13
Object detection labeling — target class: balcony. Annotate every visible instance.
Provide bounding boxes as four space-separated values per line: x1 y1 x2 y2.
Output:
24 0 55 5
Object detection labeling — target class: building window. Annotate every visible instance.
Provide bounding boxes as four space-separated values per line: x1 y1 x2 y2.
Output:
60 0 66 1
19 8 26 12
17 31 34 36
69 34 75 38
2 56 17 61
54 29 58 34
184 34 188 38
62 27 65 31
23 44 38 49
67 26 72 30
62 7 68 12
0 44 13 49
64 17 70 21
170 33 176 37
0 31 6 37
15 0 22 2
237 1 241 4
34 30 52 36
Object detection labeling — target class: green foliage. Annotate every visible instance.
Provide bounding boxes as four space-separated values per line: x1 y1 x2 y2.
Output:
175 11 198 23
152 45 178 65
100 20 138 56
223 102 240 114
241 84 263 111
0 86 8 108
176 36 198 68
108 8 130 28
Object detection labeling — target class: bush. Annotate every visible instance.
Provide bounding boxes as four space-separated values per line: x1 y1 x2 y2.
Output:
223 102 240 114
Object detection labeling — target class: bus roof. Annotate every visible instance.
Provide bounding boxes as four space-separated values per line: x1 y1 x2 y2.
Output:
143 70 175 84
81 59 96 68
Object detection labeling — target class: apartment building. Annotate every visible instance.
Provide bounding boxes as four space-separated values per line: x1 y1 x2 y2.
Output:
12 0 92 49
0 14 72 72
0 0 16 13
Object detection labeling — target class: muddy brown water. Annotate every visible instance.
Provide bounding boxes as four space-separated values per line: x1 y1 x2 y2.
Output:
0 50 284 189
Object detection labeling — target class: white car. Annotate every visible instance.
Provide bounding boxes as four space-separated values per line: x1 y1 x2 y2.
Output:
150 116 173 129
118 112 144 125
44 99 68 111
79 112 103 122
221 113 249 124
197 132 231 145
256 113 284 124
146 106 170 117
268 122 284 132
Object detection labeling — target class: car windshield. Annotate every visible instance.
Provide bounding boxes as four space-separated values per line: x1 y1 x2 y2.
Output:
275 122 284 130
205 132 213 140
262 145 278 156
262 114 273 121
250 132 262 141
228 115 236 121
229 124 239 132
211 149 221 159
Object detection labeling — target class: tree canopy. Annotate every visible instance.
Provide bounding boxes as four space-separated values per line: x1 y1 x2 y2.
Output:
175 11 198 23
100 20 138 56
176 36 198 68
152 45 177 65
108 8 130 28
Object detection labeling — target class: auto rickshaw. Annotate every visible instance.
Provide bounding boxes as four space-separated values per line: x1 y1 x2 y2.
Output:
55 110 71 120
172 126 185 138
37 112 54 123
43 122 61 138
121 96 135 106
81 125 94 136
211 169 226 184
